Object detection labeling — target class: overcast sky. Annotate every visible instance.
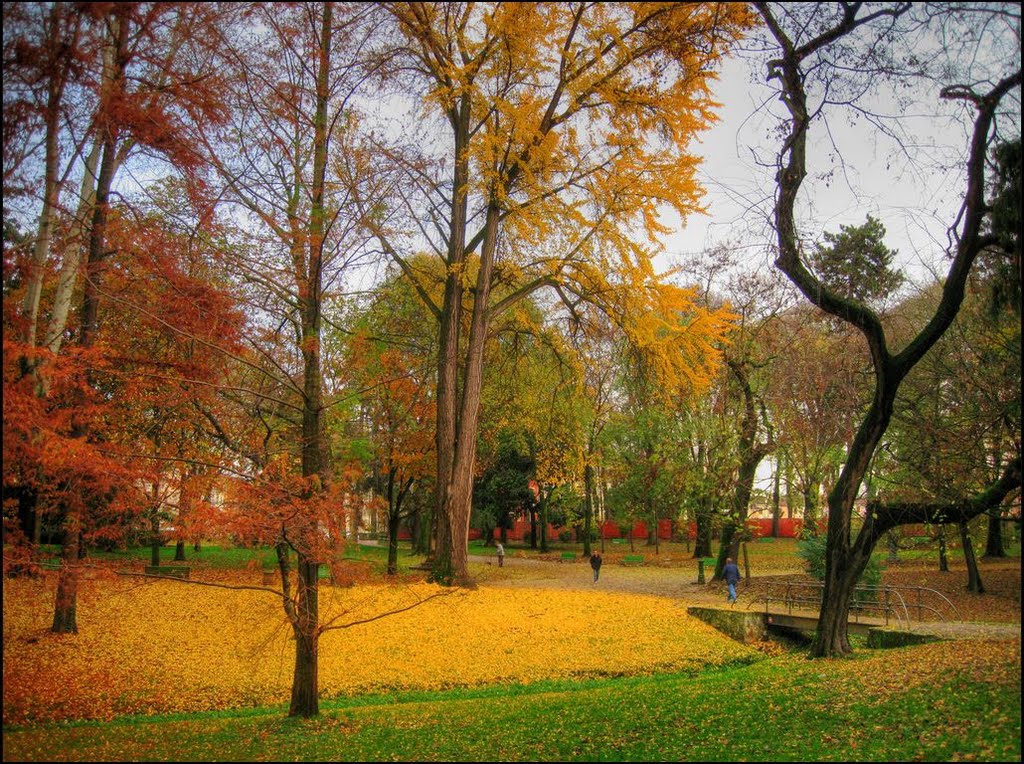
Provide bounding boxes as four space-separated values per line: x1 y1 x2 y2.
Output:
658 50 997 290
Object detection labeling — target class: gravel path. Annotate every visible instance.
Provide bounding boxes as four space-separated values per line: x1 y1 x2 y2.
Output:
467 554 1022 640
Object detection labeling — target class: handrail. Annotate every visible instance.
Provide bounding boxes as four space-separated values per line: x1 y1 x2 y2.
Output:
748 579 963 628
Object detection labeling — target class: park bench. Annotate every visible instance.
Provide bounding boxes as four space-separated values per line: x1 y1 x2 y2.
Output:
622 555 644 566
144 565 190 579
560 552 577 562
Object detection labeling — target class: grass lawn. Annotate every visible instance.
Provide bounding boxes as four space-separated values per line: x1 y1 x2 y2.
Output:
8 537 1018 761
2 638 1019 762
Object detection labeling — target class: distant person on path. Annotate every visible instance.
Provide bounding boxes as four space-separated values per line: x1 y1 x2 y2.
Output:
589 552 602 582
724 557 741 604
496 542 504 568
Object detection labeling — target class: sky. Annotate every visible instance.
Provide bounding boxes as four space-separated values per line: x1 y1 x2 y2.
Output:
657 35 1020 494
656 50 1001 291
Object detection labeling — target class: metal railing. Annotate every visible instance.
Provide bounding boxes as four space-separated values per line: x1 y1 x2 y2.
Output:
748 579 962 630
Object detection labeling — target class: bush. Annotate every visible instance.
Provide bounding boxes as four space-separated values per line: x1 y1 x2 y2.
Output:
796 535 884 600
558 530 573 544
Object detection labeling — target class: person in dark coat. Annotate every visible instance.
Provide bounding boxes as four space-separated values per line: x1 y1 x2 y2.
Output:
723 557 741 604
589 552 603 582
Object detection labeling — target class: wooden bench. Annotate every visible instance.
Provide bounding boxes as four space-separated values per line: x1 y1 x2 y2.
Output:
144 565 190 579
622 555 644 566
560 552 577 562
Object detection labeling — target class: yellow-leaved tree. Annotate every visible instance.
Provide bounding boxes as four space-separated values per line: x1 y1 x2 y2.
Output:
354 2 755 582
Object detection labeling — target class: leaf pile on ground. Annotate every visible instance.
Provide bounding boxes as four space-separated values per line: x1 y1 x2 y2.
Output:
2 574 758 724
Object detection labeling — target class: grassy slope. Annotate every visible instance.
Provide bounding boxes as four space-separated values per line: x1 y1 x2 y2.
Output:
3 639 1019 762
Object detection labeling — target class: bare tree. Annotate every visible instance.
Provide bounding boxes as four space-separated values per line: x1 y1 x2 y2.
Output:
754 2 1021 656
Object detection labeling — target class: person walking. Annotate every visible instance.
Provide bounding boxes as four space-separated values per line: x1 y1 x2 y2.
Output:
496 542 504 568
589 552 603 582
723 557 741 604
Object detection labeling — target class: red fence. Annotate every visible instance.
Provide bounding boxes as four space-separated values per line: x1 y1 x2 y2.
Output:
396 516 820 543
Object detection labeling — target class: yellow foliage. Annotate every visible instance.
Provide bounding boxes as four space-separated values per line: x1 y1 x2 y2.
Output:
3 574 755 724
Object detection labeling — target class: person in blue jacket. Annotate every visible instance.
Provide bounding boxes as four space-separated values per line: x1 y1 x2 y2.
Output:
723 557 741 604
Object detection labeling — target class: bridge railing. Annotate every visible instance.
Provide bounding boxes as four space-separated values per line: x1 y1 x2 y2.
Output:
749 580 962 629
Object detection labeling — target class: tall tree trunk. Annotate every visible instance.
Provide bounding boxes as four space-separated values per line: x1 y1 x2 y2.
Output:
431 93 472 586
784 459 796 519
387 513 400 575
717 361 770 578
937 525 949 572
285 3 332 718
959 521 984 594
52 13 127 635
984 510 1005 558
771 457 782 538
288 559 320 717
539 489 549 553
714 522 736 581
583 462 594 557
21 5 69 364
51 511 80 634
442 203 501 581
693 495 713 558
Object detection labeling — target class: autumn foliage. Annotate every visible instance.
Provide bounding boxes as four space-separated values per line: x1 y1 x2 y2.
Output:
2 575 756 725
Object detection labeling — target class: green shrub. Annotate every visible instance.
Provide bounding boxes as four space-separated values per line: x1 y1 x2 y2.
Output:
796 535 884 601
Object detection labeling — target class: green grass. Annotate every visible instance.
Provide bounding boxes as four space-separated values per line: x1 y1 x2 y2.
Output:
71 541 428 573
3 646 1019 762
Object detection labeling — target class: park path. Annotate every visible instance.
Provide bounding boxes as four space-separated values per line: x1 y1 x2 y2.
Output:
469 552 783 605
465 553 1022 641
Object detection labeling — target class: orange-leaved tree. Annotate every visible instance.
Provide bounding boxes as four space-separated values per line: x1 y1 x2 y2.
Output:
3 2 230 632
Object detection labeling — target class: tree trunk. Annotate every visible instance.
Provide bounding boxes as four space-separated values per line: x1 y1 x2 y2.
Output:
693 496 713 558
150 480 162 567
811 540 872 657
288 558 320 718
583 463 594 557
937 525 949 572
984 510 1005 558
431 90 472 586
51 13 128 636
959 521 984 594
647 495 657 548
51 510 80 634
174 541 186 562
771 458 782 538
539 489 549 553
150 520 161 567
285 3 331 718
387 503 401 577
21 4 69 362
